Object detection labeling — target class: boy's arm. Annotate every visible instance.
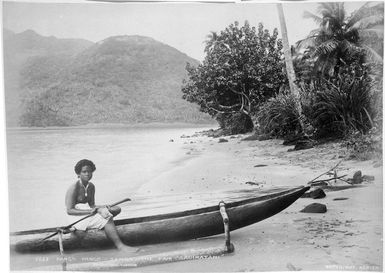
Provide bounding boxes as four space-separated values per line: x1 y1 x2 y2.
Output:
88 183 96 208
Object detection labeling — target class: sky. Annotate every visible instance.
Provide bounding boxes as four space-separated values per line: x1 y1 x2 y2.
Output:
2 0 366 61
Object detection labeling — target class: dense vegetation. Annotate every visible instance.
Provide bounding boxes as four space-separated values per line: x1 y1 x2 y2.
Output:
4 30 212 126
3 29 93 126
182 2 383 159
182 22 286 134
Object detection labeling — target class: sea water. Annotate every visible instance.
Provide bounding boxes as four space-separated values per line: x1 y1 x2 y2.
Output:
6 124 214 231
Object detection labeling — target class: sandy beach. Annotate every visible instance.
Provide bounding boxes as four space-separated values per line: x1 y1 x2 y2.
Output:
11 130 383 272
133 132 383 272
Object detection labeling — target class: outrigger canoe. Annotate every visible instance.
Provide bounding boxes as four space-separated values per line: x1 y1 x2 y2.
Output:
11 186 309 253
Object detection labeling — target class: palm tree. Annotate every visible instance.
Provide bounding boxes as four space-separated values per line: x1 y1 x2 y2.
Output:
297 2 383 76
277 3 306 134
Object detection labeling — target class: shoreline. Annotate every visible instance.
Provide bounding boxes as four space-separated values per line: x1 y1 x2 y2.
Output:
6 122 217 131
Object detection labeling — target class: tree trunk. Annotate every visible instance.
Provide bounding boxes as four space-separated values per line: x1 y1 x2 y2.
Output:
276 3 306 134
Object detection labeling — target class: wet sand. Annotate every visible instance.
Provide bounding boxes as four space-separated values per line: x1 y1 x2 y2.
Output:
12 132 383 271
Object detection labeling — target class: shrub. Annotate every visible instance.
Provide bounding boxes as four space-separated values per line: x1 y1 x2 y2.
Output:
217 112 254 135
310 76 375 137
297 67 378 139
256 92 302 138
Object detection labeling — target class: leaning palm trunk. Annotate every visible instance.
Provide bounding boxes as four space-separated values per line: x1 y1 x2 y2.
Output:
276 3 306 134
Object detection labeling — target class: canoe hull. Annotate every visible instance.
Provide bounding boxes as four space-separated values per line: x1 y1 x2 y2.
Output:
11 186 309 252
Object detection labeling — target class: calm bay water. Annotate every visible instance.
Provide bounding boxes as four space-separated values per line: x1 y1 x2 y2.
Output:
6 124 213 231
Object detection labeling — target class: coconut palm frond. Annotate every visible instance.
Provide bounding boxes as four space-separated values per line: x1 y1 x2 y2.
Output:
363 2 384 16
343 28 360 43
359 26 384 38
347 2 384 28
369 2 384 13
362 45 383 63
350 15 384 31
314 39 339 56
317 2 337 15
296 36 318 49
320 3 344 21
346 2 371 28
341 40 363 55
300 1 383 76
338 3 346 24
321 24 336 37
369 2 384 9
303 11 323 24
308 28 322 37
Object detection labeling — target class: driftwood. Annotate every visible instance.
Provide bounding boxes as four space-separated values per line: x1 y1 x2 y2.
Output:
308 160 343 184
33 245 233 271
308 175 347 186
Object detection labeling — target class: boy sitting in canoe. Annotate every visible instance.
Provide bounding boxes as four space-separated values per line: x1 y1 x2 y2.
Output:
65 159 138 252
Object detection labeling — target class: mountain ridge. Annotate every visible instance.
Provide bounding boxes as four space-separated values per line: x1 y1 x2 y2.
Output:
3 29 211 126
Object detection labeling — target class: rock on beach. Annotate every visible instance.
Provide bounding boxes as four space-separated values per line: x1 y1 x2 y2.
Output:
300 203 327 213
301 188 326 199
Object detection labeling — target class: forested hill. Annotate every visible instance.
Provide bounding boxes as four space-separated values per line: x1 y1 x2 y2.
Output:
3 29 94 126
3 29 212 126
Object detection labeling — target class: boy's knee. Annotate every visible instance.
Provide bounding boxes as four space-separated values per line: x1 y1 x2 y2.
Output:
108 206 121 216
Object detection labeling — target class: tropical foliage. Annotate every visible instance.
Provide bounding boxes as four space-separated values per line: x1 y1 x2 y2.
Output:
182 21 286 133
288 1 383 143
182 2 383 150
296 2 384 76
305 74 375 137
256 91 303 138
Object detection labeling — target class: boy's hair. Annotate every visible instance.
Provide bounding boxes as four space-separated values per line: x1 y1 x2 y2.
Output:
74 159 96 174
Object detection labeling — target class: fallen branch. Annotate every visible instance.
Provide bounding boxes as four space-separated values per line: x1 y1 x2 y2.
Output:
339 178 353 185
307 160 344 184
309 175 347 185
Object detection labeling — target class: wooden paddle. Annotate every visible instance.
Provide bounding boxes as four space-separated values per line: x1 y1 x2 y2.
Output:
42 198 131 241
